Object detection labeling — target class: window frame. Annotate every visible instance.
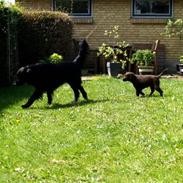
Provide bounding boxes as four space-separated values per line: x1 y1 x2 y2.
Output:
132 0 173 18
53 0 92 17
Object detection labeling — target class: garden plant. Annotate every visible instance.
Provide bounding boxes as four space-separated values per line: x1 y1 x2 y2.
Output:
97 25 129 69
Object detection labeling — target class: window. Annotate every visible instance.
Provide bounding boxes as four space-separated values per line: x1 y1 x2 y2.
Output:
132 0 172 17
53 0 91 16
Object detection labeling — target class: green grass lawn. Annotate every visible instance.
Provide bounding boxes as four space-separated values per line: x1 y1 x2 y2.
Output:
0 76 183 182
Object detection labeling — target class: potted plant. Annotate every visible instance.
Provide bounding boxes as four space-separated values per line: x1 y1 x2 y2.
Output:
97 25 129 76
131 49 155 75
177 55 183 74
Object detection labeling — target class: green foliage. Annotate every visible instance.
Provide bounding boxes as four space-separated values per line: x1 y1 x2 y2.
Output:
163 19 183 63
48 53 63 64
98 25 129 68
18 10 73 66
0 77 183 182
179 55 183 64
163 19 183 40
0 5 73 85
131 49 154 66
0 1 22 27
40 53 63 64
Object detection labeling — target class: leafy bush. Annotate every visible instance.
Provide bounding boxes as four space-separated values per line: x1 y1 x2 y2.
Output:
179 56 183 64
163 19 183 40
0 4 73 84
131 49 154 66
97 25 129 68
163 19 183 64
48 53 63 64
18 10 73 66
40 53 63 64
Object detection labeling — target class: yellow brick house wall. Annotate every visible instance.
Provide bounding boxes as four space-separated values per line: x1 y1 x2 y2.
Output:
73 0 183 72
17 0 52 10
16 0 183 72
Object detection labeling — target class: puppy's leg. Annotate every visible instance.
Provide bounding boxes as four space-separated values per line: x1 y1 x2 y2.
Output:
22 89 43 108
156 87 163 96
78 85 88 100
149 86 155 96
47 91 53 105
154 80 163 96
140 91 145 96
136 89 144 96
136 90 140 96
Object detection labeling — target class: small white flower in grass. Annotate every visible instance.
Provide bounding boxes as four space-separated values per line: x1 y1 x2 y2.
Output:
76 130 81 134
162 133 168 141
15 167 25 173
50 159 67 165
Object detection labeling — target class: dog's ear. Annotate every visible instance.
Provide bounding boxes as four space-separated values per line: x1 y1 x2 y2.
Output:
16 66 31 85
23 65 31 74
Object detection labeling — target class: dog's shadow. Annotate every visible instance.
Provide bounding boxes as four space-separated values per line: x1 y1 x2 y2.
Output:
30 99 109 110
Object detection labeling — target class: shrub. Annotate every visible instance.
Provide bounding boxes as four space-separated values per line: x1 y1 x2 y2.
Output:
18 10 73 66
40 53 63 64
48 53 63 64
179 56 183 64
163 19 183 40
97 25 129 68
131 49 154 66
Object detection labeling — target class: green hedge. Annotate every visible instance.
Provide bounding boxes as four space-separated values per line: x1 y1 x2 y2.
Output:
0 3 73 85
18 11 73 66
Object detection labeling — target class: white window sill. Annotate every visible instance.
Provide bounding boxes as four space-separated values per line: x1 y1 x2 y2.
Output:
130 18 168 24
70 16 93 24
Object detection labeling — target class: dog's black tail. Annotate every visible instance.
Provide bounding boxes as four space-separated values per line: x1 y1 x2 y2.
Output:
157 68 168 78
73 39 89 68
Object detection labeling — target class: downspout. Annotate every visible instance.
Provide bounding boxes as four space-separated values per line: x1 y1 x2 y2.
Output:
51 0 55 11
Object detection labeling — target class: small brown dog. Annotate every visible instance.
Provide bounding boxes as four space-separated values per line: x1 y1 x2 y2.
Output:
121 69 167 97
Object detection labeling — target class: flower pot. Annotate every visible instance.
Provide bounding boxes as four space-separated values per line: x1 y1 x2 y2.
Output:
176 64 183 74
138 66 154 75
106 62 122 77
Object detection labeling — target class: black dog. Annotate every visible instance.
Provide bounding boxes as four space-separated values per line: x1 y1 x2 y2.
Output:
122 69 167 97
16 39 89 108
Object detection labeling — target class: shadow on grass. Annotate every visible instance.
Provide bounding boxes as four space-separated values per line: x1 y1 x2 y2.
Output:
26 99 109 110
51 99 109 109
0 84 110 111
0 85 33 112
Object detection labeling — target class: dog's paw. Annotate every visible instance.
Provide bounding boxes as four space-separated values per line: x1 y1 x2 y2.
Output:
48 101 52 105
84 97 89 101
21 104 29 109
71 100 78 105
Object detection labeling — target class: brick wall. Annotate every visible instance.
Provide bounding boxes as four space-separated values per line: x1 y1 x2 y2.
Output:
16 0 183 73
73 0 183 73
17 0 52 10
